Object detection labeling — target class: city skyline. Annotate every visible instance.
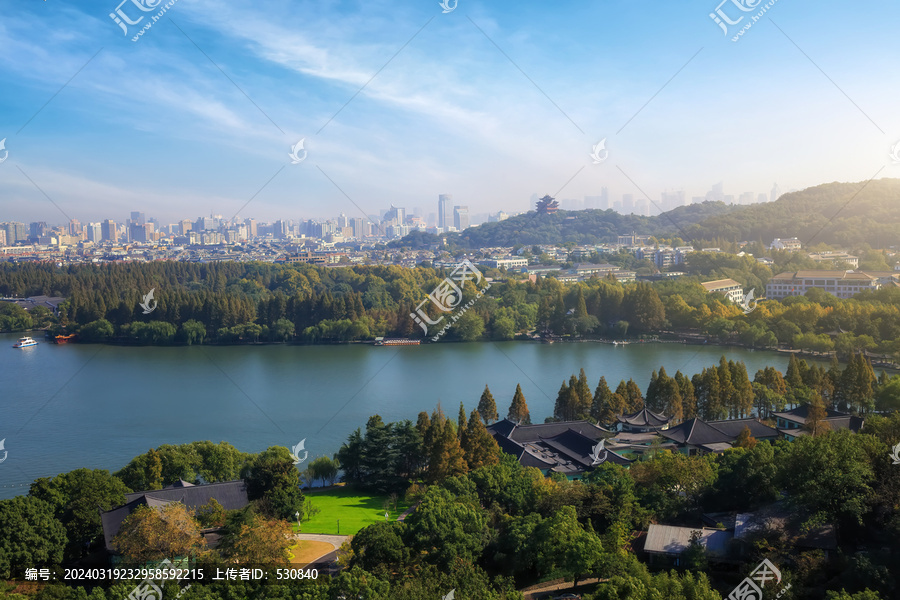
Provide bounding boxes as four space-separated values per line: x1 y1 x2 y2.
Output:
1 1 899 223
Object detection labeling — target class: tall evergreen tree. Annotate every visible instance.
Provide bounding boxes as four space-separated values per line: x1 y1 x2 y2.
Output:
729 360 754 418
804 394 832 437
426 411 467 483
674 370 696 421
457 403 467 441
507 384 532 425
477 385 499 425
645 370 660 412
717 356 736 418
461 409 501 470
591 377 617 426
574 369 593 419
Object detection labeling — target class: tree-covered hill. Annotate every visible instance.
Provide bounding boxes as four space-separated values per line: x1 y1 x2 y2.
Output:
448 201 733 248
685 178 900 247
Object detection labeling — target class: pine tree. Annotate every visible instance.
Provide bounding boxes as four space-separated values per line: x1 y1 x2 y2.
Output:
623 379 644 412
645 370 660 413
718 356 736 418
461 409 501 470
458 402 468 441
786 354 804 388
554 381 572 421
729 360 754 418
575 369 593 419
477 385 499 424
675 370 696 421
803 394 832 437
734 426 758 449
508 384 532 425
591 377 616 426
426 411 467 483
659 377 684 422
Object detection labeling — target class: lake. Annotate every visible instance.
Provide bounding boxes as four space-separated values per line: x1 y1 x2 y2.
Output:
0 335 809 498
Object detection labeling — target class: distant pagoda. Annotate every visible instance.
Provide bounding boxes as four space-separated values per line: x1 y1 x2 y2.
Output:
535 195 559 214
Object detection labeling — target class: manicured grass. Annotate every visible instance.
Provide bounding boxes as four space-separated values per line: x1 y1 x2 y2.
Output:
291 486 410 535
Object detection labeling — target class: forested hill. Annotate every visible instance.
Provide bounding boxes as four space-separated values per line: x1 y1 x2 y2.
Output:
685 178 900 247
410 178 900 249
448 201 732 247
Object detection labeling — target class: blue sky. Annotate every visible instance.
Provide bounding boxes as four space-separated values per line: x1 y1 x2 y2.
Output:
1 0 899 224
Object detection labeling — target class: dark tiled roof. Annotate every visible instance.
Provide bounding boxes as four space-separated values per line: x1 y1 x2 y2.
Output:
660 418 733 446
617 407 672 427
773 405 848 422
103 480 249 552
502 420 610 443
487 419 517 438
707 418 779 439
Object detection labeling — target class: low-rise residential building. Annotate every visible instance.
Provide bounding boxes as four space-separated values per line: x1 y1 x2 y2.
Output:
808 251 859 268
770 237 802 251
701 278 745 304
765 270 880 300
479 257 529 270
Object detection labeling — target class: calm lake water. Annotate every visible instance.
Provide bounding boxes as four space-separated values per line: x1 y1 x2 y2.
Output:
0 335 808 499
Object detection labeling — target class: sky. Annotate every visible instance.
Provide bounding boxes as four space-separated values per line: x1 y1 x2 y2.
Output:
1 0 899 225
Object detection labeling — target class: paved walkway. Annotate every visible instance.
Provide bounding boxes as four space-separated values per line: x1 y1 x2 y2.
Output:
397 502 419 521
293 533 350 549
520 577 605 600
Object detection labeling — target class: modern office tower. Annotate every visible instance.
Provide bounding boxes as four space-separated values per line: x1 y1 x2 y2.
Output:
770 183 781 202
180 220 193 235
29 222 48 241
244 218 257 238
758 193 768 204
660 190 686 211
0 230 6 246
438 194 453 229
383 205 405 225
337 213 349 228
130 211 146 226
196 216 216 231
351 218 368 238
739 192 754 205
2 222 27 243
453 206 470 231
87 223 102 242
101 220 118 242
273 220 289 239
129 222 146 243
622 194 635 214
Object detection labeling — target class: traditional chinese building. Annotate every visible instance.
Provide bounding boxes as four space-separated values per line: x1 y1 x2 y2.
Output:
535 195 559 214
487 419 631 478
616 407 672 433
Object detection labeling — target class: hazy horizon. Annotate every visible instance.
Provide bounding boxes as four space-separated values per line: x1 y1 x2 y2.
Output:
2 0 899 224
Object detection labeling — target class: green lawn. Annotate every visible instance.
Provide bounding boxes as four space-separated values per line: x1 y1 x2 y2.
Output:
292 486 410 536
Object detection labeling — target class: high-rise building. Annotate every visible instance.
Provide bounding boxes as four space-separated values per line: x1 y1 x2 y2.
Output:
129 222 146 243
130 211 146 226
770 183 781 203
2 222 27 244
622 194 635 215
29 222 48 241
351 218 368 238
87 223 102 242
101 220 118 243
180 220 193 235
758 193 768 204
438 194 453 229
383 205 406 225
453 206 470 231
244 218 257 238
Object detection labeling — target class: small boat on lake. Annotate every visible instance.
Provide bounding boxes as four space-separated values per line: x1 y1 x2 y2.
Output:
13 337 38 348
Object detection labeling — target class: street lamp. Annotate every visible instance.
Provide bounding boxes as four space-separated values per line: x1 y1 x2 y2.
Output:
295 511 300 531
